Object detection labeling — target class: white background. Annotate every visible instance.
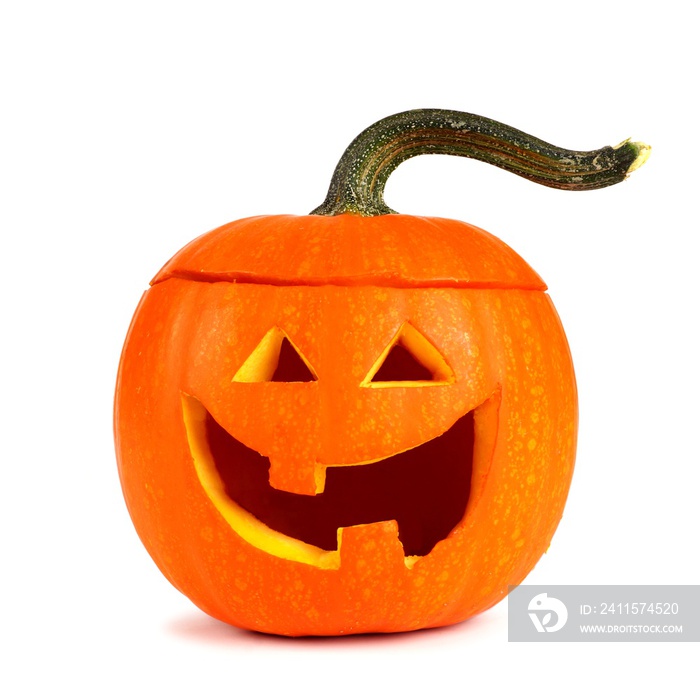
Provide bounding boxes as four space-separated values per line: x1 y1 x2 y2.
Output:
2 1 698 698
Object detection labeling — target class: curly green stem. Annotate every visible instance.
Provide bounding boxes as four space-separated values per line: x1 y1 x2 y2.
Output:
310 109 650 217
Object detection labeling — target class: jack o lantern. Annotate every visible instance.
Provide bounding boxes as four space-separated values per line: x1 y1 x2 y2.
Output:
114 110 648 636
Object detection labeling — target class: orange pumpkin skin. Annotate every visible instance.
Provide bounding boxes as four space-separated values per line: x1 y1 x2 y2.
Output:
115 213 577 636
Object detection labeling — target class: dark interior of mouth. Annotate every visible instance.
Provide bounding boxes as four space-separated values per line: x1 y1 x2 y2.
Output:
371 343 434 382
204 411 474 557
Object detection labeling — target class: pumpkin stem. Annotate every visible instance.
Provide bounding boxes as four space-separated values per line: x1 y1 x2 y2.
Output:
310 109 650 216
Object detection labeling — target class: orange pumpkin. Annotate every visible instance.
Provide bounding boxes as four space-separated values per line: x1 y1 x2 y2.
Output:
114 110 648 636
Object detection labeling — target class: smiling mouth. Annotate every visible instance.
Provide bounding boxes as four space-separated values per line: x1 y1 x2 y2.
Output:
182 395 493 569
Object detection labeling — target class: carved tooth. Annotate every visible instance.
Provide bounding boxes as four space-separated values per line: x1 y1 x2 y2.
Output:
337 521 406 571
268 455 322 496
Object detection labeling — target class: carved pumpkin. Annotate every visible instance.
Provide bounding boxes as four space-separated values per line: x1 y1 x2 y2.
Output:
114 110 648 636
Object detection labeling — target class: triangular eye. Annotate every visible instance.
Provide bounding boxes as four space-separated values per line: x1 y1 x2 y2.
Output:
233 328 317 383
363 323 454 386
272 337 316 382
371 344 433 382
